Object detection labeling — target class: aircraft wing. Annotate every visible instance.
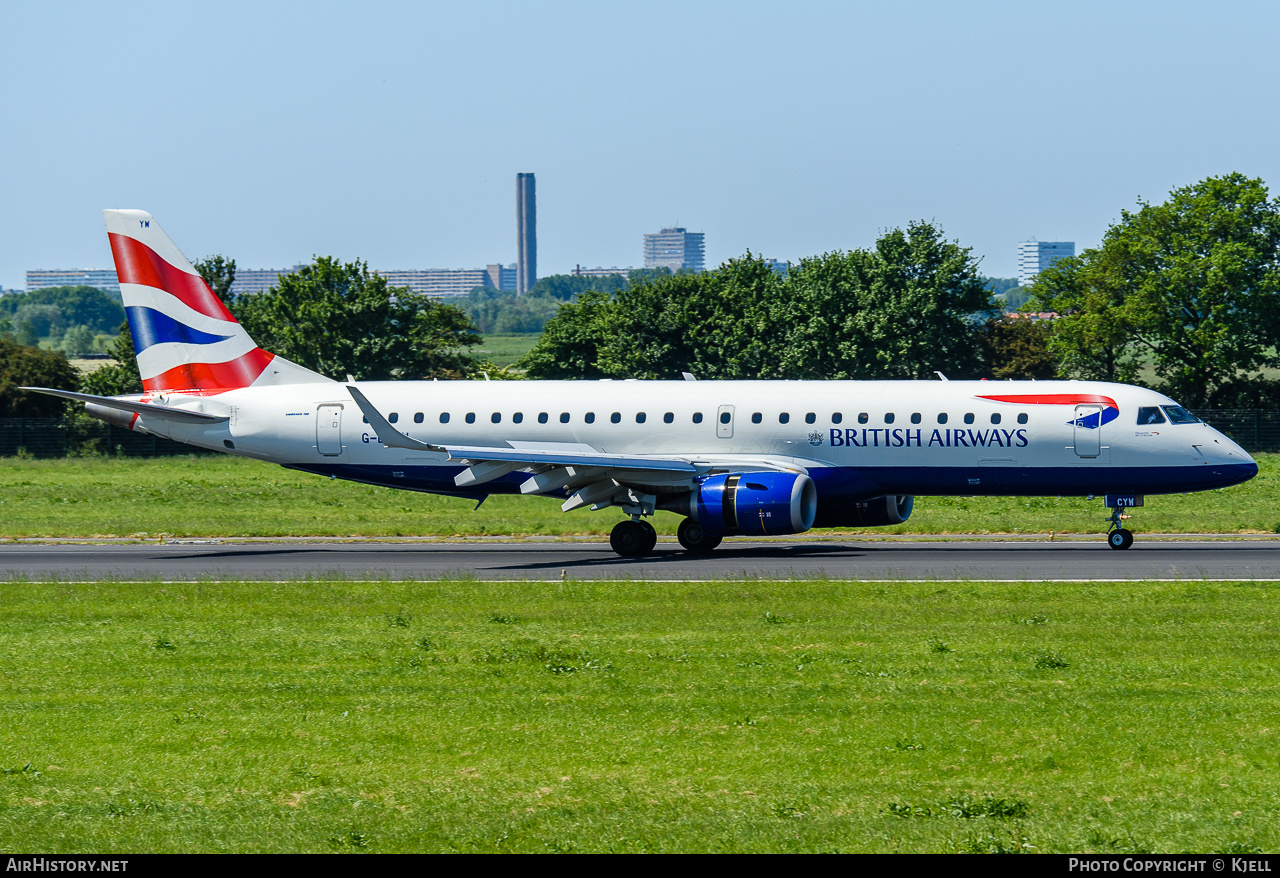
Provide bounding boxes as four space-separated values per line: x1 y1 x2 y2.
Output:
345 384 812 512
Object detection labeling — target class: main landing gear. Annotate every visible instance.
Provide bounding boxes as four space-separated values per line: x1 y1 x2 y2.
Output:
608 517 725 557
677 518 722 553
610 518 657 557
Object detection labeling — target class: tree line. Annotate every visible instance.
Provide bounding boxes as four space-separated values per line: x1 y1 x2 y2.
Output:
3 171 1278 418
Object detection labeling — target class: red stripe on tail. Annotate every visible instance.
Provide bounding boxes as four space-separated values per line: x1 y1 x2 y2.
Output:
108 233 235 322
142 348 274 393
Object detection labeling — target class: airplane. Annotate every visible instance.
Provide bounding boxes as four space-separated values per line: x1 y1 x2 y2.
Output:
26 210 1259 556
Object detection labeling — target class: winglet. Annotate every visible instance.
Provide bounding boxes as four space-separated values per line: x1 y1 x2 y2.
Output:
345 385 446 452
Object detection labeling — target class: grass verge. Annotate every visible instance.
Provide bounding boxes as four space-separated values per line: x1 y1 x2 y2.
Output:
0 453 1275 539
1 577 1276 852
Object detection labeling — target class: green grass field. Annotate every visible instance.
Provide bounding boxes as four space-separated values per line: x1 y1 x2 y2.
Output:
473 333 540 369
1 577 1276 853
0 453 1275 539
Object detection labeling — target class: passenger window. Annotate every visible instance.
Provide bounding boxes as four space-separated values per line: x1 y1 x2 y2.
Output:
513 412 523 424
693 412 703 424
937 413 948 424
1017 413 1028 425
538 412 548 424
991 413 1002 425
910 413 921 424
610 412 621 424
1137 407 1166 425
805 412 816 424
832 413 843 425
465 412 476 424
362 416 368 423
560 412 570 423
414 412 424 424
636 413 646 423
779 413 790 424
720 412 732 424
491 413 501 424
751 412 762 424
663 412 674 424
585 412 596 424
964 413 975 424
439 413 450 424
858 413 869 424
388 412 398 424
884 413 895 425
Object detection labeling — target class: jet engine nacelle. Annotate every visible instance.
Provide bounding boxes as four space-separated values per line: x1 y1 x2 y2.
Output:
691 472 818 536
814 494 915 528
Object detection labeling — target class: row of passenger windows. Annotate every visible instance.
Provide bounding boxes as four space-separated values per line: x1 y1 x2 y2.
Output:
370 411 1032 426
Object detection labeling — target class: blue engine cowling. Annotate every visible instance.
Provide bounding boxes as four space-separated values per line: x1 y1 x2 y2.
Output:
691 472 818 536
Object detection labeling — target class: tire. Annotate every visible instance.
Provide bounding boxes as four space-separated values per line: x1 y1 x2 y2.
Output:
638 519 658 554
1107 528 1134 550
610 520 650 557
678 518 723 553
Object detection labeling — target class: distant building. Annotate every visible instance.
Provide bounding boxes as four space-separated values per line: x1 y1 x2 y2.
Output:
26 269 120 294
572 265 636 278
486 263 518 292
1017 240 1074 287
517 173 537 294
230 266 304 297
764 258 788 276
644 227 705 273
376 269 495 298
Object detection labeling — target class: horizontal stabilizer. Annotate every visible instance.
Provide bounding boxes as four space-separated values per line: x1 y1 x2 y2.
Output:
21 387 229 424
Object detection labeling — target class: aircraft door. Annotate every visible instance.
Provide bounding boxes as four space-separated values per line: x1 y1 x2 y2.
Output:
716 405 735 439
1073 404 1101 458
317 404 344 456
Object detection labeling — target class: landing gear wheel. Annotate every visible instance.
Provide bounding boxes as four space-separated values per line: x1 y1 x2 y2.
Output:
637 519 658 554
1107 528 1134 550
610 520 653 557
678 518 723 553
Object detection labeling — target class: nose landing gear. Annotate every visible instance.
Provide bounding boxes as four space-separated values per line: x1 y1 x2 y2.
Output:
1103 494 1142 550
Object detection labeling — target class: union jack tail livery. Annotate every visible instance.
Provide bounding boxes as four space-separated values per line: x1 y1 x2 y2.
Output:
103 209 330 394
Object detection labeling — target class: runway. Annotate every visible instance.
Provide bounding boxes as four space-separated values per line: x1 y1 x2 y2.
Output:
4 537 1280 581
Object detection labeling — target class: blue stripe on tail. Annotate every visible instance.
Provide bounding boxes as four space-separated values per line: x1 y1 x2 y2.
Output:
125 306 234 353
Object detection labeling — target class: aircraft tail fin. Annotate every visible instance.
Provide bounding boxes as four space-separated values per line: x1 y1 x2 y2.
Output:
103 210 334 393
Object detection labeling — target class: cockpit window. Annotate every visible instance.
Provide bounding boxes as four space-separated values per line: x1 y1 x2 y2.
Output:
1161 405 1200 424
1137 406 1166 425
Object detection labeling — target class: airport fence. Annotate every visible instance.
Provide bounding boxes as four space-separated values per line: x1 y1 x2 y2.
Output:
0 418 214 458
3 409 1280 459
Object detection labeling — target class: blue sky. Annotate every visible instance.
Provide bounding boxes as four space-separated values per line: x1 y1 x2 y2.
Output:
4 0 1278 290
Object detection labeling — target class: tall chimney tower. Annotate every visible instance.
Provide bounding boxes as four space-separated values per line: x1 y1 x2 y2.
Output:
516 172 537 295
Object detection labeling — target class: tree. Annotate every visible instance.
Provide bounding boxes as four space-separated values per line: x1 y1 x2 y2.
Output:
1031 173 1280 406
976 317 1058 380
0 337 80 417
1029 251 1139 384
520 225 994 381
781 222 994 379
518 291 615 379
0 286 125 335
231 256 482 381
193 255 237 306
79 322 142 397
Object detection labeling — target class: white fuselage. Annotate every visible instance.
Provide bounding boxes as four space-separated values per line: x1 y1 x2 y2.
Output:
123 379 1257 512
